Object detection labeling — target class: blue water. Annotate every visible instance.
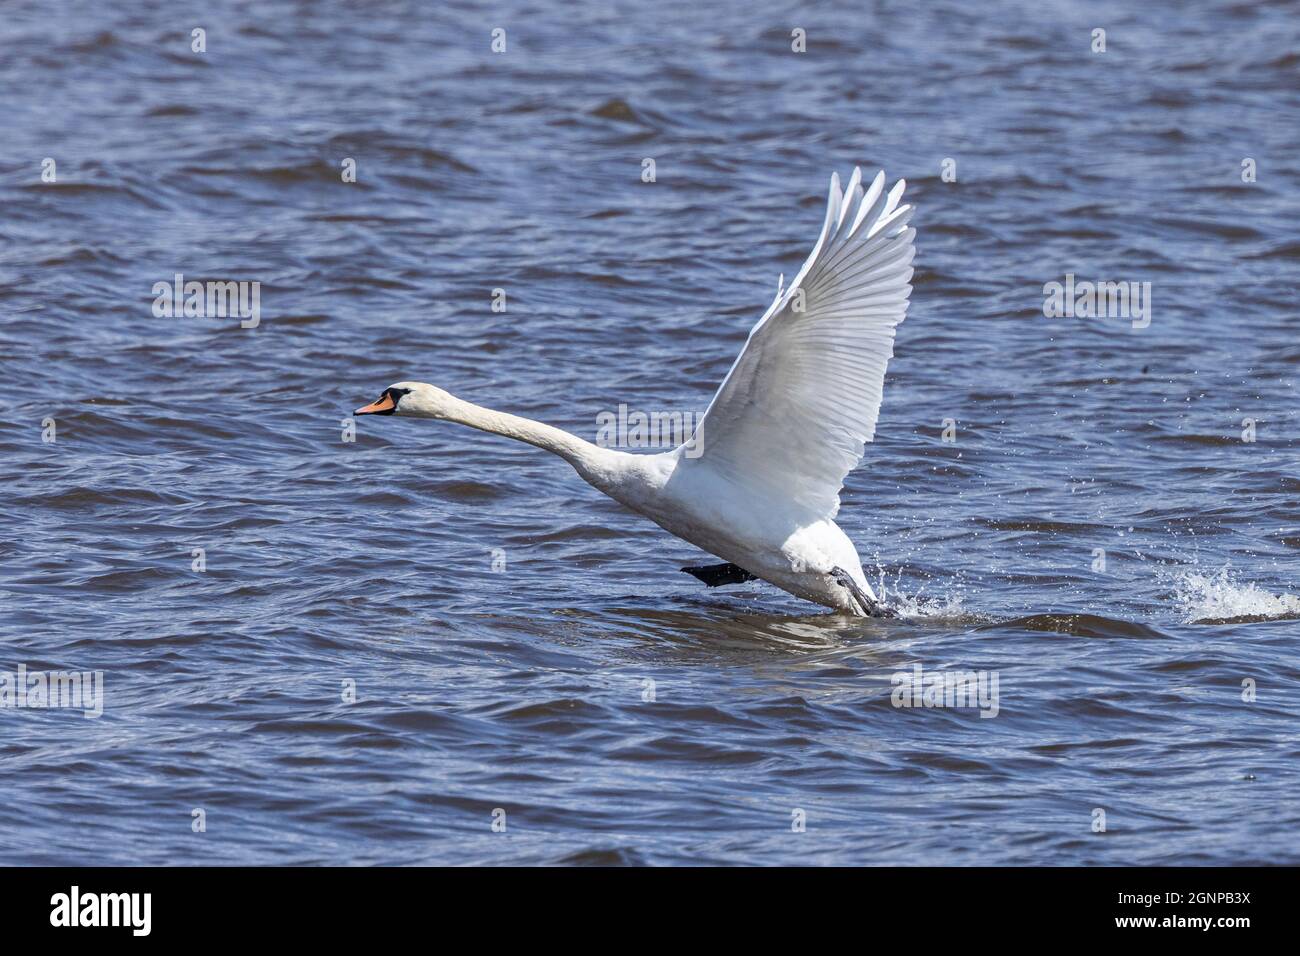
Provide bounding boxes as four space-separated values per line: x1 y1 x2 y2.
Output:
1 0 1297 864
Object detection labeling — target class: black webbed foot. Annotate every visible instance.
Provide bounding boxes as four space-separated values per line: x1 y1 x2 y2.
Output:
829 566 897 618
681 563 758 588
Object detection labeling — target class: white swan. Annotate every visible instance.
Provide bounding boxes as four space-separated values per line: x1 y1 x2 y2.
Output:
357 168 915 616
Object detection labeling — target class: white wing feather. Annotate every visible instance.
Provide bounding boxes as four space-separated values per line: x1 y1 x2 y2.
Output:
685 168 915 517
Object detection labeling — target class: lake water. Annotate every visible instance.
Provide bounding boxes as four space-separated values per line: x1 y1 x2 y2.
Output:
1 0 1298 865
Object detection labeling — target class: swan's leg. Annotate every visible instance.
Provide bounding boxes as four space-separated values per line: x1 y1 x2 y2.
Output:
829 567 896 618
681 563 757 588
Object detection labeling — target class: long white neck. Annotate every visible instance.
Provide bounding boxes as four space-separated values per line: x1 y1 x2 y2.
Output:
432 394 621 483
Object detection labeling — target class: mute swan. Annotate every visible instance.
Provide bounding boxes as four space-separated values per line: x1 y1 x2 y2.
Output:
357 168 915 616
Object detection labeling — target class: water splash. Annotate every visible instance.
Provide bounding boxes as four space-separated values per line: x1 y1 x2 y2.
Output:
891 590 974 621
872 569 976 621
1170 566 1300 624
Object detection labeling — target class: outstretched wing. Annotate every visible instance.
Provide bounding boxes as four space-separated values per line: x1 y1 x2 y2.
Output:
685 168 915 517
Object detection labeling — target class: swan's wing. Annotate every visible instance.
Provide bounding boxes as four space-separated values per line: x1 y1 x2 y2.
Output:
686 168 915 517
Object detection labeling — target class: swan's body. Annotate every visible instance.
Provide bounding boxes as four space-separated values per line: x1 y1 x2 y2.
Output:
358 168 915 615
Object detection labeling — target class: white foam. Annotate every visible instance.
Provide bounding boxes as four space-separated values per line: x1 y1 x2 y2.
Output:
1171 566 1300 624
871 570 975 621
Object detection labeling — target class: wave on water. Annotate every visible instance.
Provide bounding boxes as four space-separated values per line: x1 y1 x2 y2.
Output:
1169 566 1300 625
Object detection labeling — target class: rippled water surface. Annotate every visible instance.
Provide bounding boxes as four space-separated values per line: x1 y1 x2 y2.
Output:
2 0 1298 865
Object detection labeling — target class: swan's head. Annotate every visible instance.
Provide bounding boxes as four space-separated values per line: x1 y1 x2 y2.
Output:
354 381 456 419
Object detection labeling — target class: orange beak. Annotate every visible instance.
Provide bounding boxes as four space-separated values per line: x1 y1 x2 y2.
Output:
355 392 397 415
